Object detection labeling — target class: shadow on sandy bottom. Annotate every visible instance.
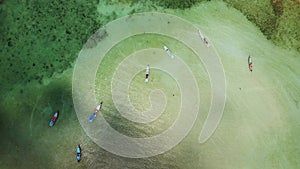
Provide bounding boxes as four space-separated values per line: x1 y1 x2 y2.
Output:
0 70 84 168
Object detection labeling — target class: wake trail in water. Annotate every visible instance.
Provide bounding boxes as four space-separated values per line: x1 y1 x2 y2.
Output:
29 95 42 136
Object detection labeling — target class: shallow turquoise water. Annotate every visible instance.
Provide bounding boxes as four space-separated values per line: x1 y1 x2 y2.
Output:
0 1 299 169
93 34 209 138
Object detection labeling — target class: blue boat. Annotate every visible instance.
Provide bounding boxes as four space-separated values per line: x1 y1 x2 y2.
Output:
89 113 96 123
49 111 59 127
89 102 103 123
76 145 81 162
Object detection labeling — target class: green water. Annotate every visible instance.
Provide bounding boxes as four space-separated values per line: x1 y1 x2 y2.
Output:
1 1 299 169
93 34 209 138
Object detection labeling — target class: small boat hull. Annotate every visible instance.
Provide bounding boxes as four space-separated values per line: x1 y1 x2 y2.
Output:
49 112 59 127
163 45 174 59
89 113 96 122
76 145 81 162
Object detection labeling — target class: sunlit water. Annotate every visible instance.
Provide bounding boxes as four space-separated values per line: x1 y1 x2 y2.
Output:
1 1 299 169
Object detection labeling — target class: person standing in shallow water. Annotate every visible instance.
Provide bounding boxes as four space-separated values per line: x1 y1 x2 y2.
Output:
145 64 150 83
95 101 103 113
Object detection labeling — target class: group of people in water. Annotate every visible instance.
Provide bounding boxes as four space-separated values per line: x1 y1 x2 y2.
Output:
48 29 254 163
78 101 104 162
144 44 176 82
49 101 104 163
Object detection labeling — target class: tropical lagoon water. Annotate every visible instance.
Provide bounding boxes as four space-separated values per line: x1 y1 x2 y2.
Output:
0 1 299 169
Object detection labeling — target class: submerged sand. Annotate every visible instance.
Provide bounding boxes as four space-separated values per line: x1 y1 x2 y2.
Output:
0 1 299 169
